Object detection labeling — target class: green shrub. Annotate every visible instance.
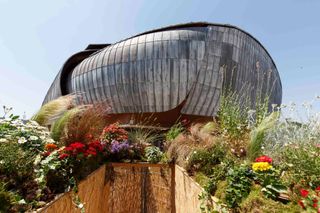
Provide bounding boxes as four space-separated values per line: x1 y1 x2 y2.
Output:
195 172 210 188
145 146 163 163
225 165 253 208
218 91 248 139
240 185 300 213
262 105 320 188
166 123 184 141
187 142 231 176
0 182 16 212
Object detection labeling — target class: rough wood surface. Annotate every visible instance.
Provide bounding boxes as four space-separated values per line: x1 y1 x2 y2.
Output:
38 163 174 213
174 165 222 213
39 165 106 213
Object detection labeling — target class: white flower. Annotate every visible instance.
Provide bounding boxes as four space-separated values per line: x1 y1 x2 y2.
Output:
18 137 27 144
78 203 84 209
45 138 55 144
18 199 26 204
0 138 8 143
0 160 4 164
33 155 42 166
4 135 12 139
29 135 39 141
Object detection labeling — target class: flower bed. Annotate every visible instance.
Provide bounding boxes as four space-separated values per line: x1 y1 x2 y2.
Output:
0 109 166 212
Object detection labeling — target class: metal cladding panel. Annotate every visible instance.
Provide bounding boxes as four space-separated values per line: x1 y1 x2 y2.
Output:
71 28 210 114
43 22 282 118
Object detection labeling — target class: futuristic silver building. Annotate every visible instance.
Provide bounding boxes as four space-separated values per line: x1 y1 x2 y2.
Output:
43 22 282 123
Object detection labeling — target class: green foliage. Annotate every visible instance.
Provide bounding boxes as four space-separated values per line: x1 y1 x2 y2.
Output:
253 168 287 200
144 146 163 163
0 142 35 176
128 129 161 146
218 91 248 139
214 181 228 200
225 165 253 208
262 107 320 188
166 123 184 141
201 122 219 134
247 112 279 160
31 95 74 126
187 142 232 176
279 145 320 188
51 108 80 142
0 182 17 213
195 172 211 188
239 185 300 213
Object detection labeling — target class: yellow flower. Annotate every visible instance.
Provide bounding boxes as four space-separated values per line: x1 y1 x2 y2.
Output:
252 162 272 172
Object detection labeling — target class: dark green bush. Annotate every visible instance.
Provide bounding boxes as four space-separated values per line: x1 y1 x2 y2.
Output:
225 165 253 208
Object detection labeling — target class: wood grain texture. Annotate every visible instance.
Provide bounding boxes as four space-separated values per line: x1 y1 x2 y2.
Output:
43 22 282 117
39 165 106 213
39 163 229 213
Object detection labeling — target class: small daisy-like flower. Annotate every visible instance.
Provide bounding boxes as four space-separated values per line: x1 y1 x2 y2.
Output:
0 138 8 143
29 135 39 141
18 137 27 144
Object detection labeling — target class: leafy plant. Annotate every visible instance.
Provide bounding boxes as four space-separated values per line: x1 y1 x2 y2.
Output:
100 122 128 143
0 181 18 212
297 187 320 212
187 142 231 176
145 146 163 163
218 89 249 139
239 185 301 213
225 165 253 208
166 123 184 141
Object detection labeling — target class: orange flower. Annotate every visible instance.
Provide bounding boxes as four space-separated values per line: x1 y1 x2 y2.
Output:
45 143 58 150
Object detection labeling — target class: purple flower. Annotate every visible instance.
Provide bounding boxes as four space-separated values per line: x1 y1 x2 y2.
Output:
110 140 130 154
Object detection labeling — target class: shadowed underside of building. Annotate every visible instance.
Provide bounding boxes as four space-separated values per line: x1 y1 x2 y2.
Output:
43 22 282 126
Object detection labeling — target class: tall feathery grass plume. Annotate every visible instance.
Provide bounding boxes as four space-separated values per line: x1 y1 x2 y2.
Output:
62 103 110 146
50 107 82 142
31 95 75 126
247 111 279 161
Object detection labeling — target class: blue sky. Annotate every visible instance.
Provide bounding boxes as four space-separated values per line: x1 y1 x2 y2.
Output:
0 0 319 118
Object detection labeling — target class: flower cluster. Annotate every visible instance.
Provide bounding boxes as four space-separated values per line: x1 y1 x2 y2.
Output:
59 141 105 160
110 140 130 154
252 155 273 172
255 155 272 163
298 187 320 212
100 123 128 143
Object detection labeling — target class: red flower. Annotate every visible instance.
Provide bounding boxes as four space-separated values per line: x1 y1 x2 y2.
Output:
85 147 97 156
313 199 318 208
70 142 85 149
43 151 51 157
255 155 272 163
298 200 305 209
300 189 309 198
59 153 69 160
316 186 320 191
